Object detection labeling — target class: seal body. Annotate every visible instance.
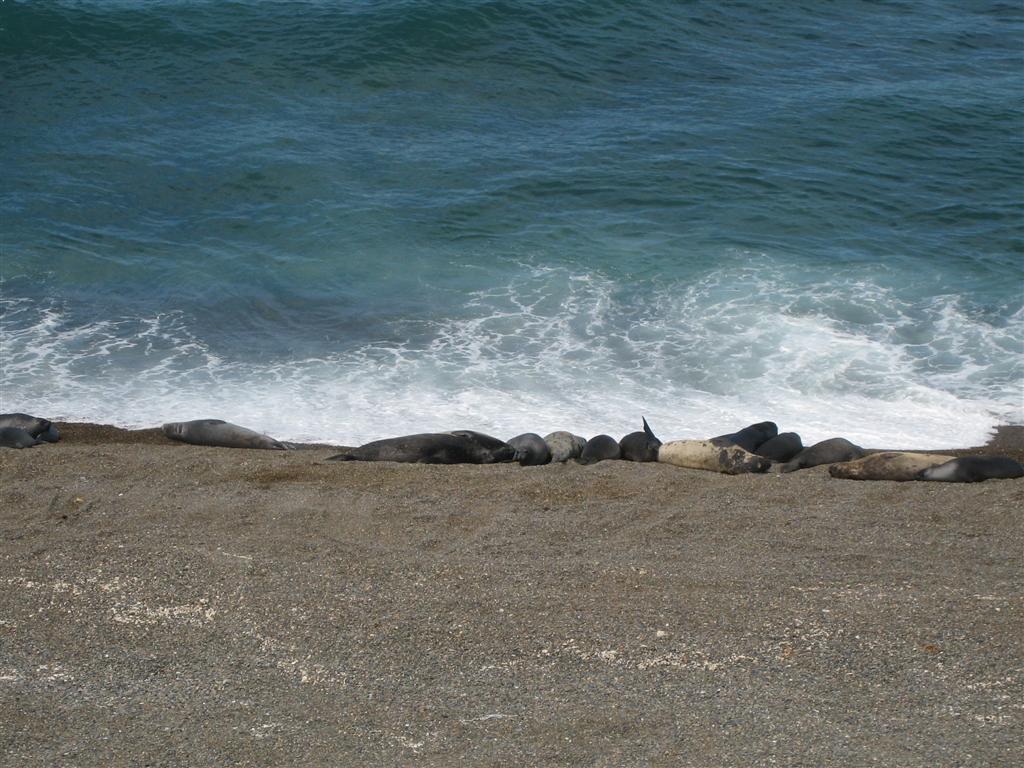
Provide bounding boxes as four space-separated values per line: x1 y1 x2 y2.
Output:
658 440 771 474
507 433 552 466
544 431 587 463
828 452 953 481
918 456 1024 483
578 434 621 465
779 437 864 473
0 413 59 442
711 421 778 453
0 427 43 449
619 418 662 462
328 431 516 464
162 419 287 450
755 432 803 463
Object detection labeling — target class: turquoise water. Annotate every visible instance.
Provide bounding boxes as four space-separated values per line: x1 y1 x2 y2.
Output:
2 0 1022 445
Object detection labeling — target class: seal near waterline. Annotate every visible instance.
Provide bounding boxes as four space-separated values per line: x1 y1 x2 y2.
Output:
828 452 953 482
778 437 865 473
657 439 772 475
710 421 778 453
0 413 60 442
578 434 622 465
0 427 43 449
754 432 803 463
507 433 552 466
327 430 517 464
619 417 662 462
544 431 587 463
917 456 1024 483
162 419 288 450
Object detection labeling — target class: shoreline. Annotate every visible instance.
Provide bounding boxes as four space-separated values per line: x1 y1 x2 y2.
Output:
2 421 1021 765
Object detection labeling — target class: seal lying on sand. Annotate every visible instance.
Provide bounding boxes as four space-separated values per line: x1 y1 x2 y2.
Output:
0 413 60 443
619 418 661 462
0 427 43 449
507 433 551 466
918 456 1024 483
711 421 778 453
578 435 621 465
779 437 864 473
828 452 953 481
658 440 771 474
754 432 803 463
544 432 587 463
328 431 517 464
162 419 288 450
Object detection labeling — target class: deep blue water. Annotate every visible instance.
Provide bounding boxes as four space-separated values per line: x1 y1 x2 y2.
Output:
2 0 1022 445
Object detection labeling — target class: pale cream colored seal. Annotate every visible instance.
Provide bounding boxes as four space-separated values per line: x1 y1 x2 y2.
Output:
658 440 771 475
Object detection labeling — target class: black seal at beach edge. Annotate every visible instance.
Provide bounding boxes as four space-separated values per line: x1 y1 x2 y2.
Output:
162 419 288 450
0 413 60 442
711 421 778 453
0 427 44 449
619 417 662 462
507 433 552 466
917 456 1024 483
327 430 517 464
779 437 865 473
578 434 621 465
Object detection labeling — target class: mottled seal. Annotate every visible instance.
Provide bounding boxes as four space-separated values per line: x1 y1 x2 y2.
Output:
778 437 864 473
828 452 953 481
754 432 803 463
658 440 771 474
917 456 1024 483
0 427 43 449
544 431 587 463
507 433 552 466
327 430 517 464
711 421 778 453
578 434 621 465
162 419 288 450
0 413 59 442
619 418 662 462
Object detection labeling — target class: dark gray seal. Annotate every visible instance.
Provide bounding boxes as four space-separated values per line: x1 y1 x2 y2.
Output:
507 433 551 466
327 430 517 464
0 413 59 442
578 434 621 465
779 437 865 473
544 431 587 463
754 432 803 463
711 421 778 453
0 427 43 449
619 418 662 462
918 456 1024 483
162 419 288 450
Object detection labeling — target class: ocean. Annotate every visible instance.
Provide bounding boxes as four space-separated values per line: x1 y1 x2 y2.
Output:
2 0 1022 447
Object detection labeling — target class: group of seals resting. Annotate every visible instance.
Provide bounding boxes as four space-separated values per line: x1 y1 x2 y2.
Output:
0 413 60 448
5 411 1021 483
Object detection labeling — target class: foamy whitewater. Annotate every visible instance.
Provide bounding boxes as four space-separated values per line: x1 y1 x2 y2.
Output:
2 1 1022 447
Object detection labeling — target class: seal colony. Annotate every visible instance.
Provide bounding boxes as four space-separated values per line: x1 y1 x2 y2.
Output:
3 411 1022 483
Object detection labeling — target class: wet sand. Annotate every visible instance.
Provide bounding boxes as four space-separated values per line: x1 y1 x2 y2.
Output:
1 424 1022 766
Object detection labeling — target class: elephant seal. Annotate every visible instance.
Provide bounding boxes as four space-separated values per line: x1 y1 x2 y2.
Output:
162 419 287 450
578 434 621 465
658 440 771 474
918 456 1024 483
0 427 43 449
544 431 587 463
507 433 551 466
778 437 864 473
754 432 803 463
327 430 517 464
711 421 778 453
828 452 953 481
619 418 662 462
0 413 59 442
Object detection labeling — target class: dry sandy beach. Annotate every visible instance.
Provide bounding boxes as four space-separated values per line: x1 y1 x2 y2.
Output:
2 423 1022 766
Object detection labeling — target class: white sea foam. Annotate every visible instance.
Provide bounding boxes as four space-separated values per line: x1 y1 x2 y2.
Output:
2 262 1021 448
